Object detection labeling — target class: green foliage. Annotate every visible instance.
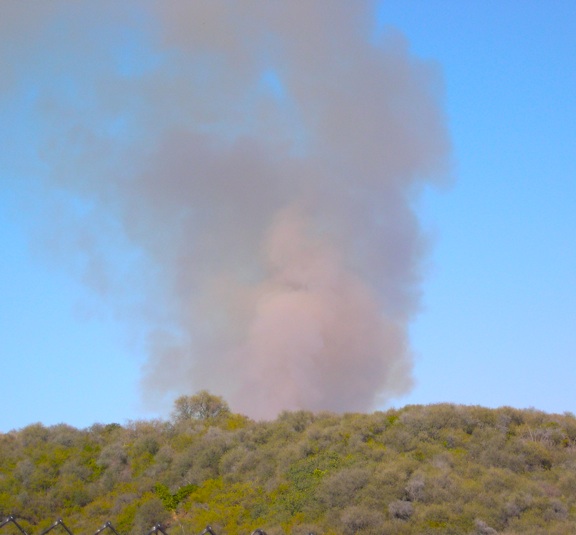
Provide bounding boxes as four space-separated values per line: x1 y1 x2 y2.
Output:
154 483 197 511
172 391 230 423
3 402 576 533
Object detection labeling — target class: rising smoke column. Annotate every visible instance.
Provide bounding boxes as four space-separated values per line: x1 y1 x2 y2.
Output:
1 1 449 418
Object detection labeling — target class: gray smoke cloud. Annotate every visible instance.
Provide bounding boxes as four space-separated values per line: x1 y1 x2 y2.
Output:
1 1 449 418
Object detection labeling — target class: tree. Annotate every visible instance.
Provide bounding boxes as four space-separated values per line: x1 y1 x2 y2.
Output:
171 391 230 423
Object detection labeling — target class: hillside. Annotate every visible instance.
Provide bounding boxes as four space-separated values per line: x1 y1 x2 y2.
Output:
2 397 576 534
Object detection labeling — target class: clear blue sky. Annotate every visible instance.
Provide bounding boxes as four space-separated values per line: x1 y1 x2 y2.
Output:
1 1 575 431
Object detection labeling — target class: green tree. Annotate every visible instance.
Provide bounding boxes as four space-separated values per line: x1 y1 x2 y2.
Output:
171 391 230 423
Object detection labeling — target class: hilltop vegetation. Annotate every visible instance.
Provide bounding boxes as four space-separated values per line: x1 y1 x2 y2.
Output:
2 394 576 534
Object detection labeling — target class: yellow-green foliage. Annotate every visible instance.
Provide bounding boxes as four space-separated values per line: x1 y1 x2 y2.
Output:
2 403 576 534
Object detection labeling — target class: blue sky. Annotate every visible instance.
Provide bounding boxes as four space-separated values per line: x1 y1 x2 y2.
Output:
1 2 575 431
382 1 576 411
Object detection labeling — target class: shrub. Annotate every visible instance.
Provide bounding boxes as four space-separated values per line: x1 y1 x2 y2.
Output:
388 499 414 520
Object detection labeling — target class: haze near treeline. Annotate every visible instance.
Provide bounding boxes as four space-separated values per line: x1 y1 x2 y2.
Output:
1 1 449 418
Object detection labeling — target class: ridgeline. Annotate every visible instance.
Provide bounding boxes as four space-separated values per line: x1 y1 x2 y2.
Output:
2 393 576 534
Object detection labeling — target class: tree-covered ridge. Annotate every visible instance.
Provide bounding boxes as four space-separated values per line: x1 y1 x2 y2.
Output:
2 399 576 535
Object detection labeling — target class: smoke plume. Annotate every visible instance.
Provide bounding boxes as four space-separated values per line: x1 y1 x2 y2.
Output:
1 1 449 418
